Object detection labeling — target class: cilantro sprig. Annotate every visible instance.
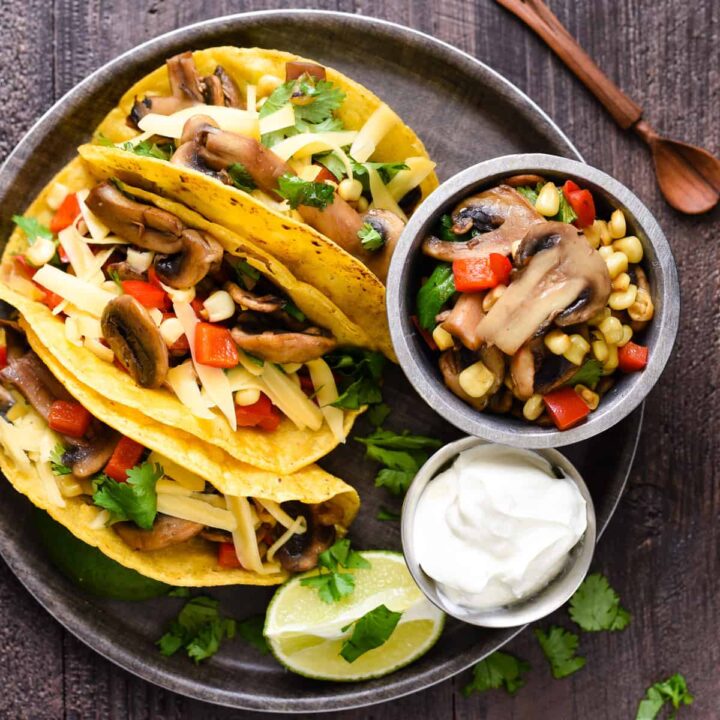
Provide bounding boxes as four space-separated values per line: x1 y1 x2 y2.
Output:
326 349 386 410
566 359 603 390
49 443 72 476
416 263 456 330
92 461 162 529
277 173 335 210
340 604 402 663
569 573 631 632
534 626 586 679
463 651 531 697
358 223 384 252
12 216 53 245
236 615 270 655
636 674 693 720
227 162 257 193
300 539 370 604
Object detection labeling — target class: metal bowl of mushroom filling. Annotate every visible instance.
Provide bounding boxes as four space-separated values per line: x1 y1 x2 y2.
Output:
387 154 679 447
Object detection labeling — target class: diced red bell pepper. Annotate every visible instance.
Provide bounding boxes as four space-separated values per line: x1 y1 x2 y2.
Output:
0 346 7 370
235 394 282 431
195 323 239 368
217 542 243 568
104 436 145 482
58 245 70 265
121 280 170 311
313 165 338 184
146 266 163 288
543 387 591 431
13 254 36 278
49 193 80 234
41 290 64 310
452 253 512 292
562 180 596 228
410 315 438 351
48 400 91 438
618 341 648 372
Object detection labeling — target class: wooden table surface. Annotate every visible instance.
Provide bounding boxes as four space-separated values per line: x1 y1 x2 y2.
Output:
1 1 718 718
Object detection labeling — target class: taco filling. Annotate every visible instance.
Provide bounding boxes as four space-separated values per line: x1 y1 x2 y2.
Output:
0 321 343 575
4 178 380 441
106 51 435 281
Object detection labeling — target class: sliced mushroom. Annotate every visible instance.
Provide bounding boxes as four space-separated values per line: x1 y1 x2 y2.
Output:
200 528 233 544
105 261 145 282
476 222 611 355
423 186 544 262
224 281 284 313
442 292 486 351
285 61 327 81
85 182 183 253
211 66 241 107
101 295 169 388
439 347 504 412
504 174 546 187
179 114 220 146
356 208 406 281
63 427 120 478
509 339 577 401
114 514 204 552
275 502 335 573
154 230 223 290
230 327 337 364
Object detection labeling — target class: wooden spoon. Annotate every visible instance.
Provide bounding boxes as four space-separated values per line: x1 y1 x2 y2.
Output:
495 0 720 214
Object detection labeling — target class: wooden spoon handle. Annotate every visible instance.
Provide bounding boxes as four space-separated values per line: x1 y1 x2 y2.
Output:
495 0 643 129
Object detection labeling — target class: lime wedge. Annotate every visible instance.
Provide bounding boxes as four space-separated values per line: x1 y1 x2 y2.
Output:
265 550 444 681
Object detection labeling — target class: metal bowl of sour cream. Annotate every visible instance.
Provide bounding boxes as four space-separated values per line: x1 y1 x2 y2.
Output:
401 436 596 627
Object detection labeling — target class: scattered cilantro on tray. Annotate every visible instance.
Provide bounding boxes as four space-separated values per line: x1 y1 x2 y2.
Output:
463 651 531 697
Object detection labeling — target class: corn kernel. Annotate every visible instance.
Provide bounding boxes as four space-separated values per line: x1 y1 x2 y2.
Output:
598 245 615 260
544 329 571 355
432 324 455 351
523 394 545 421
613 235 643 263
159 317 184 347
563 334 590 366
603 343 619 373
592 338 609 362
609 283 638 311
148 308 163 326
599 315 623 345
46 182 70 211
575 384 600 410
606 251 629 279
596 220 613 246
257 74 283 97
235 388 261 406
203 290 236 322
612 272 631 292
26 236 56 267
588 307 611 326
356 196 369 213
535 182 560 216
608 209 627 239
64 317 82 347
618 324 633 347
458 361 495 398
482 284 506 312
583 221 602 249
338 178 363 203
629 288 654 322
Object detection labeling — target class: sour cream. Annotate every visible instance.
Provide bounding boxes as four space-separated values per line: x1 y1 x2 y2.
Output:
413 444 587 611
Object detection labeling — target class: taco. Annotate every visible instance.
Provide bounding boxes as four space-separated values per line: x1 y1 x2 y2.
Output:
80 46 438 354
0 317 358 586
1 157 385 475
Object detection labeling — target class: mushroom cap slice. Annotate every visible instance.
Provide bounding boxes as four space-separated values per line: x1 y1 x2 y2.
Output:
275 501 335 573
114 514 204 552
230 327 337 364
358 208 406 282
476 222 611 355
154 229 223 290
101 295 169 388
509 339 578 401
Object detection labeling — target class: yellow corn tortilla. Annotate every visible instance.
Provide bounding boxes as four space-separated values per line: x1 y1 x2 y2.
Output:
2 158 361 475
0 324 358 587
82 46 440 360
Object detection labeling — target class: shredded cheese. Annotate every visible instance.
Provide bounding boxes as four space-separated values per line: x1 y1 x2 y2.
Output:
157 493 237 531
256 499 300 530
259 103 295 135
148 451 206 492
367 166 408 222
226 495 279 574
266 515 307 563
32 265 115 318
76 189 111 243
246 84 257 112
271 131 357 164
165 361 214 419
88 508 111 530
52 245 115 315
349 104 399 163
260 362 324 431
305 358 346 443
386 156 436 201
137 105 260 141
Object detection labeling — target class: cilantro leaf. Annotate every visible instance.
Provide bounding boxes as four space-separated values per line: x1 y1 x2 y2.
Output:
463 651 531 696
552 191 578 224
566 359 603 390
534 626 586 679
357 428 443 451
438 214 460 241
49 443 72 476
167 587 191 598
259 81 294 119
636 673 693 720
234 258 261 284
117 139 173 161
92 461 162 529
416 263 456 330
282 299 306 322
315 152 345 181
340 604 402 662
300 539 370 603
352 161 409 188
515 184 541 204
366 402 391 427
374 468 415 496
227 162 257 193
158 596 236 664
358 222 384 252
293 80 345 124
12 216 53 245
569 573 631 632
377 506 401 521
277 173 335 210
236 615 270 655
327 349 386 410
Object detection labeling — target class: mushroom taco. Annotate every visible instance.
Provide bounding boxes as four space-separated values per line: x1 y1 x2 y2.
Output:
79 46 439 356
0 318 358 586
1 157 385 476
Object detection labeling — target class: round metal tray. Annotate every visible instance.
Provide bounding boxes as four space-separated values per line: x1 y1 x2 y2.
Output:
0 9 642 713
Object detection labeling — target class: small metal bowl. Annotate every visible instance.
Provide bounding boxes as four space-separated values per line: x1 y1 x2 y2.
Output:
401 436 597 627
387 153 680 448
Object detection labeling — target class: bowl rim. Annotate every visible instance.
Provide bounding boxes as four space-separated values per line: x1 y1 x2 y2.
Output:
387 153 680 448
401 436 597 627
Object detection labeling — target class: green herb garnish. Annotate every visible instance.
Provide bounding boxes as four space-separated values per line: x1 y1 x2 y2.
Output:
282 299 306 322
635 673 693 720
552 191 578 224
277 173 335 210
340 604 402 663
566 359 603 389
12 216 53 245
300 539 370 604
227 162 257 193
236 615 270 655
376 507 401 522
463 651 531 696
92 461 162 529
416 263 456 330
49 443 72 476
358 223 384 252
366 402 391 427
326 350 386 410
534 626 586 679
258 81 294 119
569 573 631 632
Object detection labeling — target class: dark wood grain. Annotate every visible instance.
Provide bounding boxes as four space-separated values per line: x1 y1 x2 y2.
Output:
0 1 718 718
